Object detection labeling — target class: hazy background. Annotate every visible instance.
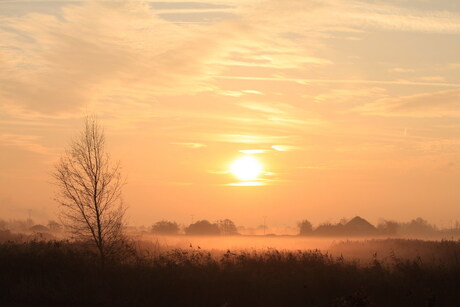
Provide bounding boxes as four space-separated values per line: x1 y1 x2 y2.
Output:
1 0 460 229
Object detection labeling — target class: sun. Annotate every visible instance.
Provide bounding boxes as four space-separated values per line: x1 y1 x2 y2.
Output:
230 156 263 181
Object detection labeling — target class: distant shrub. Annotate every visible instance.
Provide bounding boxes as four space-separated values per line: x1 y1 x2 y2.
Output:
0 230 23 243
29 224 50 232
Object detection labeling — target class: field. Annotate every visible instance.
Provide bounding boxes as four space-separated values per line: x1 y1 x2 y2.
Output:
1 233 460 306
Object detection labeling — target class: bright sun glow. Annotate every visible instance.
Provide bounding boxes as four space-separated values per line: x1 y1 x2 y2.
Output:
230 156 263 181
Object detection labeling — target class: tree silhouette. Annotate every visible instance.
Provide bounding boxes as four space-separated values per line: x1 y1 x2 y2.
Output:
377 220 399 235
151 220 179 235
47 220 62 232
185 220 220 235
53 116 125 264
405 217 436 235
217 219 239 235
298 219 313 235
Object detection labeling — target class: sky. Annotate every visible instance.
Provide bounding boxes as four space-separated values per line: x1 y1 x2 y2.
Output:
1 0 460 229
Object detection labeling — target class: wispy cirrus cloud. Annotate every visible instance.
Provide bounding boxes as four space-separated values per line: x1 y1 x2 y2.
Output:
3 0 459 119
235 101 291 114
272 145 299 152
0 133 53 155
330 2 460 33
0 1 252 115
203 133 291 144
171 142 207 149
239 149 266 154
388 67 416 73
219 89 264 97
214 76 460 88
357 90 460 117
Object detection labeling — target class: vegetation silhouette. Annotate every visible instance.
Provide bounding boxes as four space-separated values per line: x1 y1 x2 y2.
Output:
53 116 127 264
298 216 440 237
47 220 62 231
2 216 460 305
151 220 179 235
29 224 50 232
185 220 220 235
217 219 239 235
1 238 460 306
298 219 313 235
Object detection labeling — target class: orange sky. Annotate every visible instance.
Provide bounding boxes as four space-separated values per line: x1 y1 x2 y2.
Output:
1 0 460 229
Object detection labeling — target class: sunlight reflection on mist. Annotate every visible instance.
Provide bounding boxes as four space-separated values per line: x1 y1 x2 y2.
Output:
144 235 336 251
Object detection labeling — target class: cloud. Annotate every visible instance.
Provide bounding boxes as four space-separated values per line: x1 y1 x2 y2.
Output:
310 87 387 105
235 102 288 114
213 53 332 69
417 76 446 82
242 90 263 95
241 0 460 38
239 149 266 154
448 63 460 70
214 75 460 88
388 67 416 73
220 89 264 97
0 133 53 154
2 0 460 131
298 165 332 170
358 90 460 117
318 0 460 33
4 0 458 115
272 145 299 151
0 0 338 118
0 1 254 114
204 134 291 144
171 142 206 149
0 0 330 120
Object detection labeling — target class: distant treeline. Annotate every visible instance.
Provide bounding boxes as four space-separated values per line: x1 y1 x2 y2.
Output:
298 216 460 237
148 216 460 237
151 219 239 235
2 216 460 238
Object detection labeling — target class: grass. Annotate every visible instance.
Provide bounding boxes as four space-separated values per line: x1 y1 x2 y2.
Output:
1 238 460 306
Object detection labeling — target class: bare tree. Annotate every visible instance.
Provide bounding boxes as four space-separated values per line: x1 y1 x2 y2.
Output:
217 219 239 235
54 117 125 263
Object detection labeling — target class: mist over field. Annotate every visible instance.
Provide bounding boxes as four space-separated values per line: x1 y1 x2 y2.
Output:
4 219 460 264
